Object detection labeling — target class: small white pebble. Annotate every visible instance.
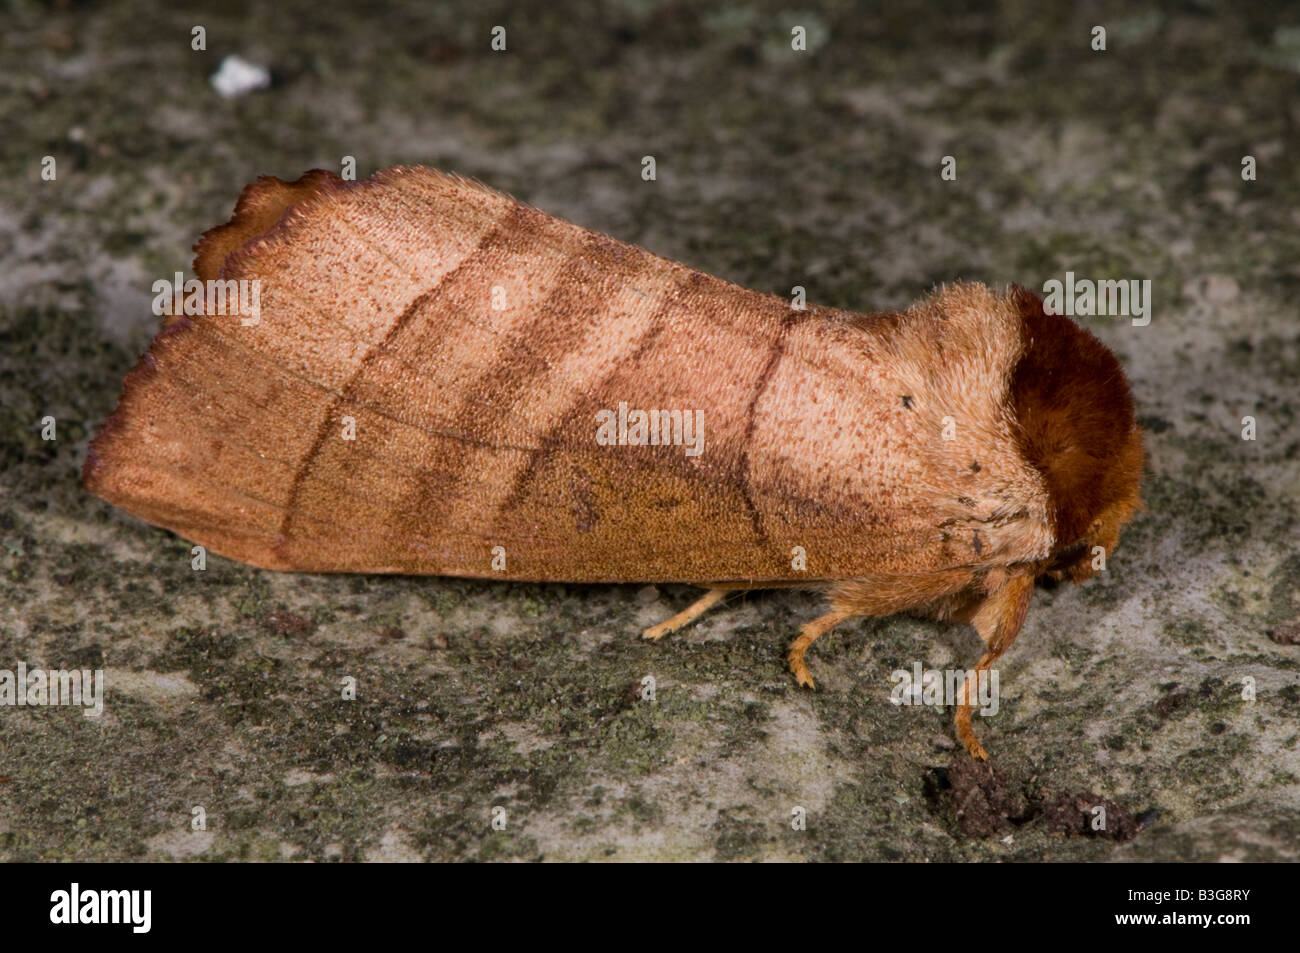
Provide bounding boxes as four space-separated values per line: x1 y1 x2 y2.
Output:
210 54 271 99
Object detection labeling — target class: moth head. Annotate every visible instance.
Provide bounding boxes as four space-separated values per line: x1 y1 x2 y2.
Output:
1007 286 1145 584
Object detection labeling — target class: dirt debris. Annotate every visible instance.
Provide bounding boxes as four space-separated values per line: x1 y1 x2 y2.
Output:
926 759 1142 842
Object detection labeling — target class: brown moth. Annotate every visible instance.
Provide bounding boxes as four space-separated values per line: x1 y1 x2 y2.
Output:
84 166 1144 759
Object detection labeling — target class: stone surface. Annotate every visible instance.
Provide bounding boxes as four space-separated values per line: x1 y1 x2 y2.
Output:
1 1 1297 861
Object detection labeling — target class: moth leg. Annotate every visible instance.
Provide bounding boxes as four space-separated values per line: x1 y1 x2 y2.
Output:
787 610 853 689
954 573 1034 761
643 587 729 641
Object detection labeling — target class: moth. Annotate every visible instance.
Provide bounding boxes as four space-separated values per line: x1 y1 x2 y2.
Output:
84 166 1145 759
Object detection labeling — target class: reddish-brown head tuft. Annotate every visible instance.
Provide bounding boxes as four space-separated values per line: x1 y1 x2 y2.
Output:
1009 286 1144 582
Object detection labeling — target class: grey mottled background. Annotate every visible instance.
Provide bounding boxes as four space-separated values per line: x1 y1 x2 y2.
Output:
1 0 1298 861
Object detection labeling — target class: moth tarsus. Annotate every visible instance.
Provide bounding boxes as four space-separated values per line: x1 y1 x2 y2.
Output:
641 587 729 642
85 165 1145 761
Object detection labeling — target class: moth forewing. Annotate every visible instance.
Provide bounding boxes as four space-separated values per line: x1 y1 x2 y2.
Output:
85 166 1144 760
